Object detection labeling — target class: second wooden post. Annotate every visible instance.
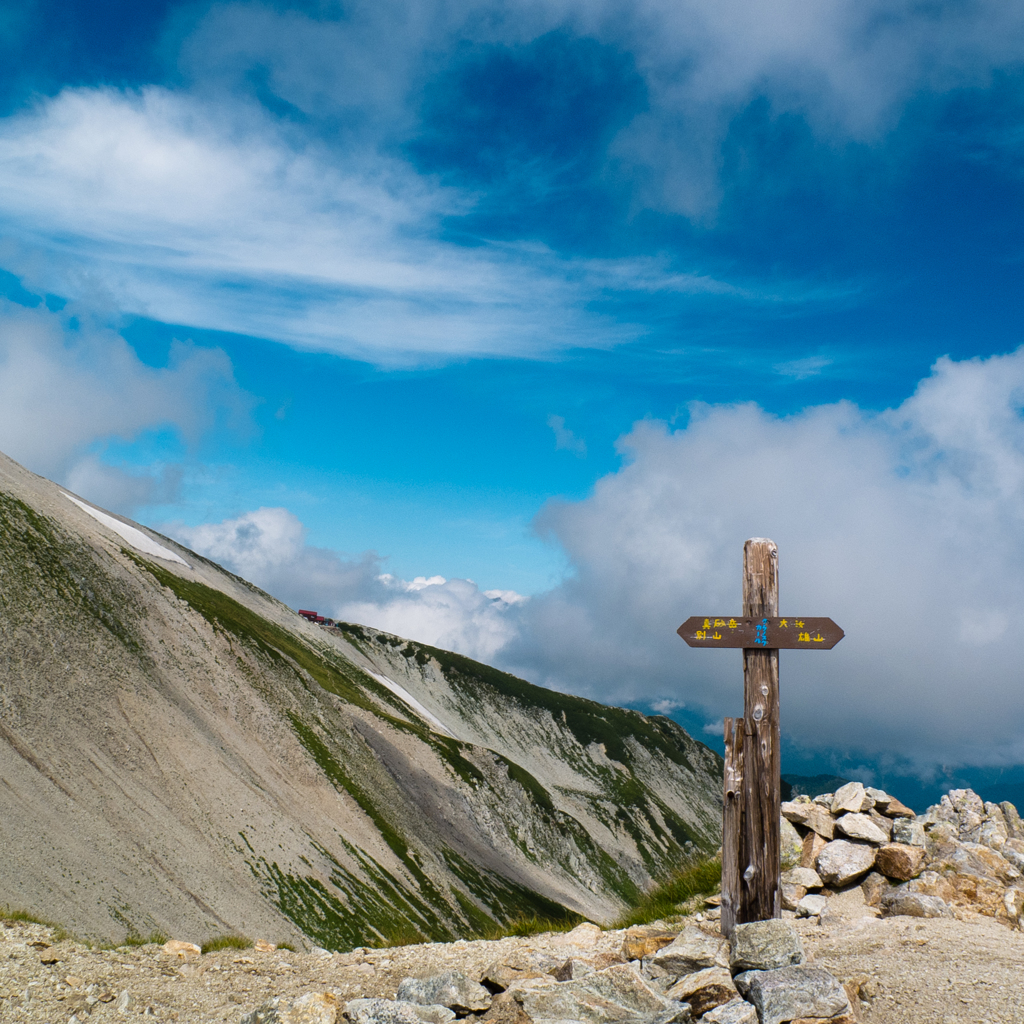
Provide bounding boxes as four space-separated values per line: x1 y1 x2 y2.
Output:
740 537 781 922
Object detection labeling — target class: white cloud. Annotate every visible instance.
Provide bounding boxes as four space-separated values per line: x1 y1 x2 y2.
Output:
338 576 526 664
170 506 526 663
498 347 1024 769
5 0 1015 358
0 86 726 363
164 347 1024 769
65 456 184 514
0 301 250 511
547 414 587 457
651 698 685 714
180 0 1024 222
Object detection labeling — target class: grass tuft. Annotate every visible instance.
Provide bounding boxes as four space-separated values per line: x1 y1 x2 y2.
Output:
369 923 428 949
480 914 585 940
201 935 252 954
613 857 722 928
0 906 73 942
122 931 168 947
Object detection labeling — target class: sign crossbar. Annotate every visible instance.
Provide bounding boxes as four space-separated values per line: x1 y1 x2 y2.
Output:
678 616 843 649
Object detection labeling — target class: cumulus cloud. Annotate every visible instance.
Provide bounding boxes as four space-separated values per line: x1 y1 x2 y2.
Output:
0 301 251 511
500 347 1024 770
171 507 526 663
163 348 1024 771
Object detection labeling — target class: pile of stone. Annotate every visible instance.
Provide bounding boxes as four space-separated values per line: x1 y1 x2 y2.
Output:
239 783 1024 1024
780 782 1024 925
266 918 852 1024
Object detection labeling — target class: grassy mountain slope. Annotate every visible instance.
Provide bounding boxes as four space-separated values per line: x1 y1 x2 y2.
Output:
0 450 722 947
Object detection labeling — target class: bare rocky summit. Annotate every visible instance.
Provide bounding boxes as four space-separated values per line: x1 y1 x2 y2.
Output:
0 448 722 948
5 856 1024 1024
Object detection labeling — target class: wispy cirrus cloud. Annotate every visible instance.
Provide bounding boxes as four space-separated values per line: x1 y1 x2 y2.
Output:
3 0 1021 363
0 85 752 364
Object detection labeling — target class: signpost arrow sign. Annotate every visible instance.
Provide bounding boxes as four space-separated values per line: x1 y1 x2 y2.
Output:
677 539 845 938
677 616 844 649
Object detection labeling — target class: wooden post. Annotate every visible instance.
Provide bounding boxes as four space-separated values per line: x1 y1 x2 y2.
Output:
741 538 780 922
721 717 744 939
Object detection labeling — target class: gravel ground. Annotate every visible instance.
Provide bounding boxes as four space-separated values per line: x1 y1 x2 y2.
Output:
3 892 1024 1024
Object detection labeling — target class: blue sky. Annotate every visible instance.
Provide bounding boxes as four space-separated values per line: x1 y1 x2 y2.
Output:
4 0 1024 803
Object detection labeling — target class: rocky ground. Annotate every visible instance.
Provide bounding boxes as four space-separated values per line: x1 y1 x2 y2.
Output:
5 784 1024 1024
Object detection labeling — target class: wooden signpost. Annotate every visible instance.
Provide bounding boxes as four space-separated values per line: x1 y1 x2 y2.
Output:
677 538 844 937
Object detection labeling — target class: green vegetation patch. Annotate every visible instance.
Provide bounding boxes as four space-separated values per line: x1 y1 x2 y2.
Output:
494 754 556 816
121 931 169 947
201 934 252 953
287 713 412 865
440 848 582 929
0 492 140 651
125 553 402 714
397 639 714 772
613 857 722 928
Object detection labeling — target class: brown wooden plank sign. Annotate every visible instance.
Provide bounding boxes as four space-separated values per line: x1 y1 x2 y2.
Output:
678 539 844 938
678 617 843 649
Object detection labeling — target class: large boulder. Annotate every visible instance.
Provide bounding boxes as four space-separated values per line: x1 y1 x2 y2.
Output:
780 816 803 867
834 813 888 845
665 968 737 1017
509 963 684 1024
875 843 925 881
397 972 491 1014
622 926 679 960
650 926 728 976
1001 801 1023 839
780 882 807 912
901 870 955 904
795 894 829 918
831 782 871 815
782 867 822 890
744 966 851 1024
860 871 892 907
343 1000 455 1024
891 817 926 847
880 892 954 918
729 920 804 973
701 999 757 1024
816 840 876 886
243 994 339 1024
865 787 892 811
782 802 835 839
881 797 915 818
800 831 828 869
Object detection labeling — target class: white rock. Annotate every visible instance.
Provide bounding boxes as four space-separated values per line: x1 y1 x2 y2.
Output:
866 788 891 810
795 894 829 918
816 839 876 886
782 867 823 889
831 782 870 815
834 813 889 845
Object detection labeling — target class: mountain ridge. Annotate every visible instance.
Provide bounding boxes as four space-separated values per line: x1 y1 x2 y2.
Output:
0 449 722 949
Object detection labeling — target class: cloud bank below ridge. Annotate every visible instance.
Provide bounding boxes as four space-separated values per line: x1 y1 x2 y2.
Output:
171 346 1024 772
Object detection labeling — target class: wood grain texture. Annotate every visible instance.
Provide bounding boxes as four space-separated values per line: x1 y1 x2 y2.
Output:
721 716 744 939
741 537 781 923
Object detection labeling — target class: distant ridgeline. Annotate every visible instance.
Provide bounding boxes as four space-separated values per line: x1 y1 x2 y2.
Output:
0 448 722 949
